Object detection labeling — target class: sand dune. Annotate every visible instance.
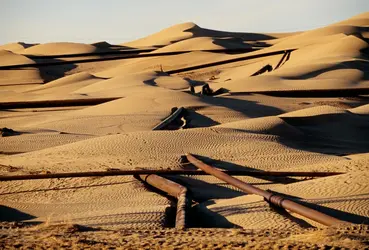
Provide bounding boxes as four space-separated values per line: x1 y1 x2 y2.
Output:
0 50 35 66
24 72 104 96
0 42 37 53
123 22 295 48
1 12 369 248
19 42 98 56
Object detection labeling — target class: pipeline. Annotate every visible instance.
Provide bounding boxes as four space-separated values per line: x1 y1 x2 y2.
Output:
135 173 190 229
274 50 291 70
152 107 185 130
0 47 262 70
0 97 120 109
229 88 369 97
0 169 344 182
26 47 157 59
165 49 296 75
185 153 347 226
26 46 267 59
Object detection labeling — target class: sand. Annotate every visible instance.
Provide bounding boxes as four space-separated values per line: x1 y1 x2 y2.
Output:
1 12 369 249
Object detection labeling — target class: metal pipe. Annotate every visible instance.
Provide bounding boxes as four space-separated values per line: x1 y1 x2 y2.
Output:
0 97 120 109
274 50 289 70
0 169 344 182
229 88 369 97
26 47 158 59
165 49 295 74
136 173 189 229
152 107 185 130
186 153 347 226
0 47 263 70
26 46 265 59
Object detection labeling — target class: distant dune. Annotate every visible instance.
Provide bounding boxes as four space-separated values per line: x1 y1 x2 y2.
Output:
20 42 98 56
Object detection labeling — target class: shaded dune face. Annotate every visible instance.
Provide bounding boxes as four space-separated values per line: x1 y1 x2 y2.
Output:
0 12 369 242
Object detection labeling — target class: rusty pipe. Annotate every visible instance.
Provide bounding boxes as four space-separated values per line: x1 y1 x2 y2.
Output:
165 49 296 74
152 107 185 130
0 169 343 182
136 173 189 229
0 97 120 109
0 47 264 70
186 153 346 226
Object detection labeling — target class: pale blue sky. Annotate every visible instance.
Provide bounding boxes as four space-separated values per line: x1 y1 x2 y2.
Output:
1 0 368 45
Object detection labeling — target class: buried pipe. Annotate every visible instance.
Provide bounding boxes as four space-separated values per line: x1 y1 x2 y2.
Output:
165 49 296 75
136 173 190 229
229 88 369 97
274 50 291 70
0 97 120 109
152 107 185 130
0 170 344 182
250 64 273 76
186 153 347 226
0 47 263 70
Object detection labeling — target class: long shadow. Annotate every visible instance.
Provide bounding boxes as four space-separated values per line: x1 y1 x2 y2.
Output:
184 25 278 42
282 60 369 81
18 42 38 49
208 200 314 228
0 205 36 221
152 24 277 47
279 112 369 156
184 109 220 128
212 37 255 51
356 27 369 59
169 175 245 202
32 58 77 83
191 90 285 119
191 201 242 228
269 191 369 225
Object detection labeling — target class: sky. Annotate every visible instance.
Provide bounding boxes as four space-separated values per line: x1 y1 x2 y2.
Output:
1 0 368 45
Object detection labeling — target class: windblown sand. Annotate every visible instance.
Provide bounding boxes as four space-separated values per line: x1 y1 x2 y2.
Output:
1 12 369 249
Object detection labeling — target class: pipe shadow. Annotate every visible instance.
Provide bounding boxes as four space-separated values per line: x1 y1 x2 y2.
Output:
190 202 242 228
168 175 244 202
0 205 36 222
184 109 220 128
208 200 314 228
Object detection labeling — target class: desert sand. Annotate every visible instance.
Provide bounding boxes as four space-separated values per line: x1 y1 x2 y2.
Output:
1 12 369 249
